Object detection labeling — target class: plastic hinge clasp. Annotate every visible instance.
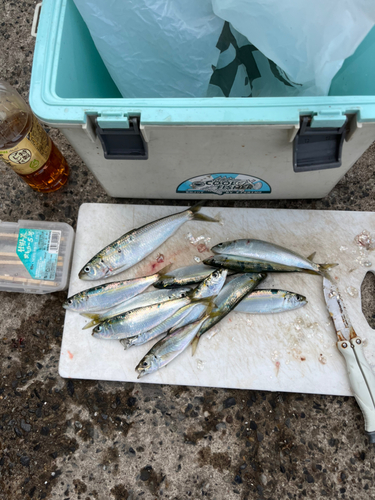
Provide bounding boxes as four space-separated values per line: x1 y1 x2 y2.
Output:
293 116 347 173
96 117 148 160
31 2 42 37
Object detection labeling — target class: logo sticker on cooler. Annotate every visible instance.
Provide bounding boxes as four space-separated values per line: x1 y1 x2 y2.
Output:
176 173 271 195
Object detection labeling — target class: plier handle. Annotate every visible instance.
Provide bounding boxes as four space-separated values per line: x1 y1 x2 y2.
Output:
323 277 375 443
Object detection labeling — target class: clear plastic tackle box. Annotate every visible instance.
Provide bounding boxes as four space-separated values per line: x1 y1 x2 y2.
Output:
0 220 74 294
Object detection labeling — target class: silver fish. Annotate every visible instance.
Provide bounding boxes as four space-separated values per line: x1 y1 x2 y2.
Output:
63 264 172 313
81 286 192 330
191 272 266 355
136 316 208 378
191 268 227 299
234 289 307 314
92 296 193 340
204 255 309 274
120 300 209 349
171 302 208 329
79 205 218 281
154 264 218 288
211 239 337 276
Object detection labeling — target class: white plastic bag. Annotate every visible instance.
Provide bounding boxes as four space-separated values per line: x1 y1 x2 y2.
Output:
212 0 375 95
73 0 223 98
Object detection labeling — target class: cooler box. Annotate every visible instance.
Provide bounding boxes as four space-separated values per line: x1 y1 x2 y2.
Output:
30 0 375 199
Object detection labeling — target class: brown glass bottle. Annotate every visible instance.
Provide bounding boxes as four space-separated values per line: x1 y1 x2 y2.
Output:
0 81 69 193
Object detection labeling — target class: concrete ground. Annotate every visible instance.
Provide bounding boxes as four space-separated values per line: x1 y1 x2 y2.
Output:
1 1 375 499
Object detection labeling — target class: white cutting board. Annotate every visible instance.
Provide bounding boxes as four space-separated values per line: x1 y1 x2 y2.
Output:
60 204 375 396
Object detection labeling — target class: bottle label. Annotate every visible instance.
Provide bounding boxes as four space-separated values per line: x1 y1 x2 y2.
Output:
0 115 52 175
16 228 61 281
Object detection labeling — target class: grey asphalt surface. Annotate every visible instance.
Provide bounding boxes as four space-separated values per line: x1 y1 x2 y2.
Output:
1 1 375 499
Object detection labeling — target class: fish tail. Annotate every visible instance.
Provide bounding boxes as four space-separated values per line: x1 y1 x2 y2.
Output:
307 251 316 261
317 263 338 279
189 203 219 223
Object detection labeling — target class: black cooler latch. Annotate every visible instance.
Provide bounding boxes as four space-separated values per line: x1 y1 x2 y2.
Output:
293 116 346 173
96 117 148 160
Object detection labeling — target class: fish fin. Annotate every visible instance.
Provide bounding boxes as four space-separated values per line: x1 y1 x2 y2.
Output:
205 300 215 317
209 310 222 318
120 338 132 350
82 320 98 330
200 297 220 317
155 263 173 278
190 296 217 307
307 251 316 261
189 203 219 223
80 312 100 319
191 335 200 356
317 263 339 279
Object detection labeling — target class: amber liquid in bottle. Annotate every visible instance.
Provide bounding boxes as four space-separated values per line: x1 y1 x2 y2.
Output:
0 82 69 193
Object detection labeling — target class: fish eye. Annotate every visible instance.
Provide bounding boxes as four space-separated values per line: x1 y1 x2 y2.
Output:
97 325 102 331
142 361 148 367
118 249 121 253
68 299 73 304
84 266 90 273
213 271 219 277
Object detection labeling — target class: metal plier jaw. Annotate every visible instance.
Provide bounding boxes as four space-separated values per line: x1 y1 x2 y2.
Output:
323 277 375 443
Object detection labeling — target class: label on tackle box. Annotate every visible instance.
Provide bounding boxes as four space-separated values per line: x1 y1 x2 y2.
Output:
176 173 271 195
16 229 61 280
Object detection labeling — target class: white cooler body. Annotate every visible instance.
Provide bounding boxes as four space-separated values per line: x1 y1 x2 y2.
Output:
61 123 375 199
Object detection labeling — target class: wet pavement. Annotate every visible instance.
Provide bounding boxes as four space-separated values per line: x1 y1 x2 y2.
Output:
1 1 375 499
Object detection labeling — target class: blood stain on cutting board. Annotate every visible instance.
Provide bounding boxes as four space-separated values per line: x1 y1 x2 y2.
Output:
136 227 215 277
149 253 165 272
146 243 203 276
197 243 210 253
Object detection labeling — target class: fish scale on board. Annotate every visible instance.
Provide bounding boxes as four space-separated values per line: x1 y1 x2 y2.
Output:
60 204 375 396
